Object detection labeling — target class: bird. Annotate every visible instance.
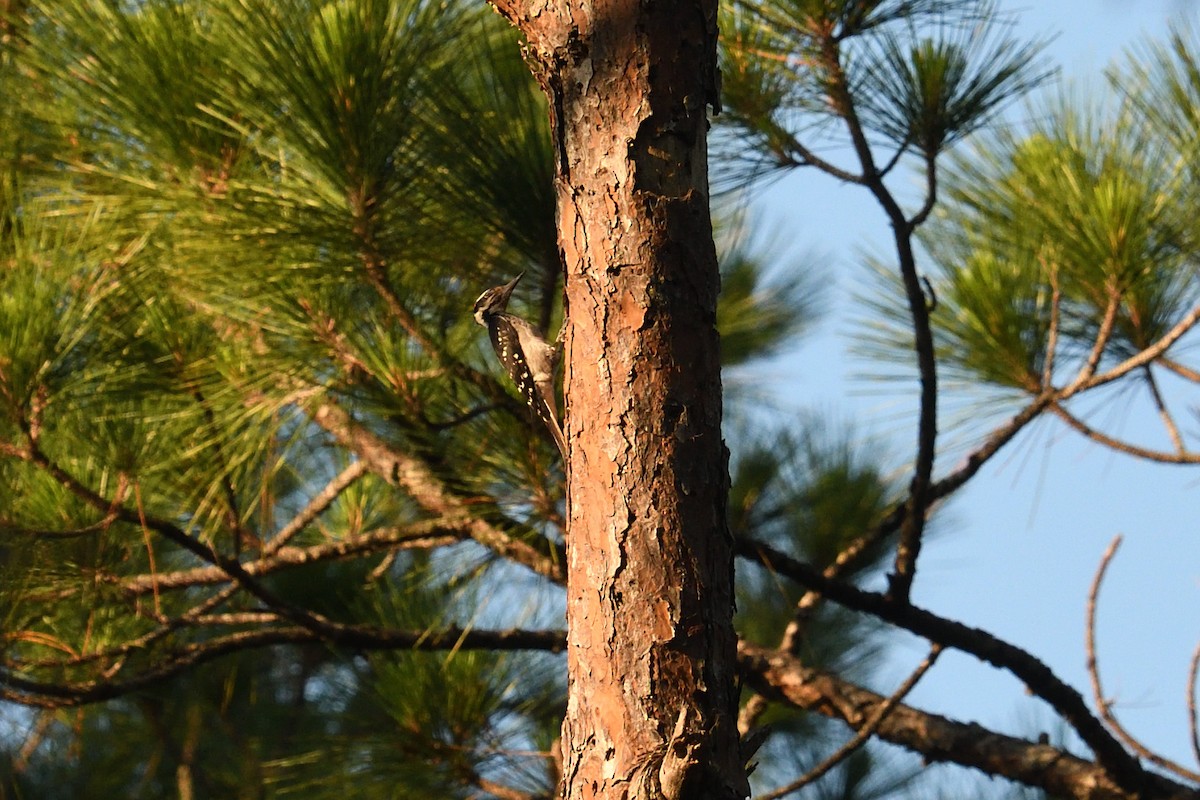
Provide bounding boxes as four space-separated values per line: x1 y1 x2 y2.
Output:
472 272 567 460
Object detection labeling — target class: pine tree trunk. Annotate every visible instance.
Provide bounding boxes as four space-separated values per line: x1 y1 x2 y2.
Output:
491 1 745 798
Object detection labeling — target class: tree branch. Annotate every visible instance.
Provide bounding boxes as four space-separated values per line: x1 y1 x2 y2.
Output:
21 440 450 650
809 30 938 605
738 642 1192 800
930 392 1055 502
1070 302 1200 396
2 625 567 708
1161 357 1200 384
1070 289 1121 390
906 153 938 230
118 519 468 595
1086 536 1200 783
734 536 1147 793
1189 641 1200 771
266 459 368 552
1050 402 1200 464
311 400 566 582
1143 365 1187 454
738 521 896 734
757 645 943 800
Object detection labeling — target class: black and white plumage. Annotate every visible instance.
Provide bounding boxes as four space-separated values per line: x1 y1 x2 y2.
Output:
473 272 567 460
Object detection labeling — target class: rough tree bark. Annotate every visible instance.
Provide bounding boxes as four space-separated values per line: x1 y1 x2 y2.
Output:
488 0 745 798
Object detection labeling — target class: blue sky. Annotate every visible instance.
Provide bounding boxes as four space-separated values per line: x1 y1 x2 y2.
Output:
742 0 1200 782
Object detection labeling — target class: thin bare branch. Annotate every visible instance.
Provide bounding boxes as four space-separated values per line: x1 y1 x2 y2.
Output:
18 586 261 672
1161 357 1200 384
734 536 1146 792
21 441 434 648
1189 641 1200 770
785 135 867 184
1050 403 1200 464
265 459 368 553
1143 366 1187 454
738 642 1192 800
739 519 896 735
14 710 55 773
311 400 566 582
119 519 467 595
757 644 943 800
1070 302 1200 397
1043 261 1061 391
906 153 938 229
2 625 567 708
1086 536 1200 783
1070 290 1121 391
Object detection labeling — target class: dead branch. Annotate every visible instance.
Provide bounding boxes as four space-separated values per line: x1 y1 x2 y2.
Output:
1071 289 1121 391
738 642 1193 800
1143 365 1187 454
311 400 565 582
738 522 895 734
1188 641 1200 770
1050 403 1200 464
2 625 567 708
758 644 943 800
1086 535 1200 783
118 519 468 595
734 535 1147 793
265 458 367 552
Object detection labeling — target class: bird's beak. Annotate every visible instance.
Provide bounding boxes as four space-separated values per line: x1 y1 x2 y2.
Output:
499 271 524 301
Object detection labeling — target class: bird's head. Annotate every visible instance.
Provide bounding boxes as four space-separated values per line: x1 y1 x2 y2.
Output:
472 272 524 326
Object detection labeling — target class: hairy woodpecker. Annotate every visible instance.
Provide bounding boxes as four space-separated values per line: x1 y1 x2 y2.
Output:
473 272 567 460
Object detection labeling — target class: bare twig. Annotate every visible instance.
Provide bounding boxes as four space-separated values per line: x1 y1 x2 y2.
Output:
1042 260 1061 391
14 709 55 772
785 135 867 184
1161 357 1200 384
1070 302 1200 397
264 459 368 553
1143 365 1187 454
734 536 1147 793
311 400 565 582
1070 289 1121 391
1188 641 1200 770
1086 536 1200 783
2 625 567 708
930 392 1055 503
119 519 468 595
758 645 943 800
738 515 896 735
1050 403 1200 464
738 642 1194 800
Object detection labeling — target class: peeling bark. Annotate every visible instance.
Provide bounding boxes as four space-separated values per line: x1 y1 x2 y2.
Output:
491 0 743 797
